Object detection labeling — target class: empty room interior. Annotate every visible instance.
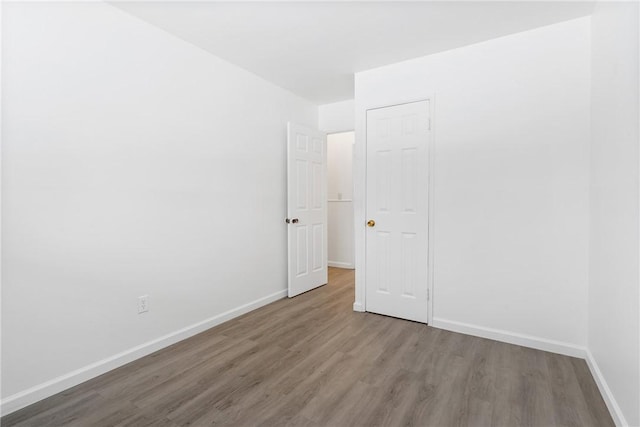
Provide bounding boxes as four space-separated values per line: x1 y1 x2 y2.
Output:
1 1 639 426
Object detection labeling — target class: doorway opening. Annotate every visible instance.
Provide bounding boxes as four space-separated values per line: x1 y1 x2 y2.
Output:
327 131 355 271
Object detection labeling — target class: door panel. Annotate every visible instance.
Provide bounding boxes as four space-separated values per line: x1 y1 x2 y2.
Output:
287 123 327 297
365 101 429 323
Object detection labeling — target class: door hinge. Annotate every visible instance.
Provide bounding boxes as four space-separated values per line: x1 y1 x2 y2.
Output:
427 289 430 301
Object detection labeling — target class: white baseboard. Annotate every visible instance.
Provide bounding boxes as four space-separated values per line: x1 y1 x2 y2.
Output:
328 261 355 269
432 318 625 424
3 299 626 427
0 289 287 417
431 317 586 358
585 350 627 427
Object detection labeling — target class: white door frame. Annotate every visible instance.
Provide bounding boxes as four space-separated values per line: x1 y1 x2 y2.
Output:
353 97 435 325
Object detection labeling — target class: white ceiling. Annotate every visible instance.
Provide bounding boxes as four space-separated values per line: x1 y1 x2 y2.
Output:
111 1 594 104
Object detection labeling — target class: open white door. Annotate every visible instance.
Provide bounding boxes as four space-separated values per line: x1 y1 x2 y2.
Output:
365 101 430 323
287 122 328 297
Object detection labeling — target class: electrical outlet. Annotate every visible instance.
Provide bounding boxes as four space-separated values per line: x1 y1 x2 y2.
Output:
138 295 149 314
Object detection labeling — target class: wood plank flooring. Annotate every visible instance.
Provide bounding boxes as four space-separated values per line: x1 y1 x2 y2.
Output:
2 268 614 427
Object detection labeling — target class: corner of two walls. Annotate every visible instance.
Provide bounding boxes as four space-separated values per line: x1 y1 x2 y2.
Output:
588 3 640 426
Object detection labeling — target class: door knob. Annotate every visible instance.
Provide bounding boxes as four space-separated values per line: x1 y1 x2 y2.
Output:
367 220 376 227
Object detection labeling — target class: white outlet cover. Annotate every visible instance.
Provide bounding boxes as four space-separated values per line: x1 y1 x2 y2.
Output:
138 295 149 314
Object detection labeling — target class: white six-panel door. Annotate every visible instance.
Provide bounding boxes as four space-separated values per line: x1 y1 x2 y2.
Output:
287 123 328 297
365 101 430 323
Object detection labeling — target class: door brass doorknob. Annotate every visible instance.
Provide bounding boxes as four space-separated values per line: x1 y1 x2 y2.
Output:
367 220 376 227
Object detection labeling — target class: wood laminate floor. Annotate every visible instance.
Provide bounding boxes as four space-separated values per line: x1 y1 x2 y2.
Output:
2 268 614 427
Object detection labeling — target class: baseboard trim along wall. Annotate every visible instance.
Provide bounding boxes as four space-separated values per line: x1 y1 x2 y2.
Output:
431 317 586 358
328 261 355 269
431 317 629 425
585 350 627 427
3 299 626 426
0 289 288 417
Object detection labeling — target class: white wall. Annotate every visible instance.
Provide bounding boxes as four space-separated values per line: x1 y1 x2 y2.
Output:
1 1 316 412
318 99 354 134
589 3 640 426
327 132 354 269
354 18 591 351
